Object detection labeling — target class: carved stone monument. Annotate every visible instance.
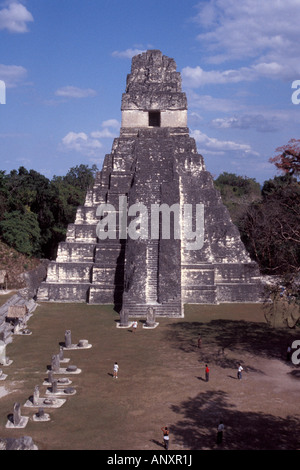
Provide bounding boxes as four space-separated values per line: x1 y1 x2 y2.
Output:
37 50 262 318
13 402 22 426
64 330 72 348
51 379 58 394
63 330 92 349
6 402 28 428
0 340 11 366
47 370 53 384
24 386 66 408
33 385 40 406
51 354 60 372
143 306 159 329
33 407 50 422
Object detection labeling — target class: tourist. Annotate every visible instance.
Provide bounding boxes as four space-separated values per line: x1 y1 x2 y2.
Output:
197 334 202 348
113 362 119 379
161 426 170 450
216 421 224 444
286 345 292 361
237 363 243 380
132 320 138 333
205 364 210 382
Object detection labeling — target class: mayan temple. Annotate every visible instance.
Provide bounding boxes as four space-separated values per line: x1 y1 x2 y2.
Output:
37 50 262 317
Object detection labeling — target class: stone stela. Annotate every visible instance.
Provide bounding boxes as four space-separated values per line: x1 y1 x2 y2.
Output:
6 402 29 429
143 306 159 329
4 328 92 433
63 330 92 350
37 50 262 319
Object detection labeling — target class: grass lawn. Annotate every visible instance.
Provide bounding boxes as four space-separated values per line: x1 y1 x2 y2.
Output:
0 301 299 450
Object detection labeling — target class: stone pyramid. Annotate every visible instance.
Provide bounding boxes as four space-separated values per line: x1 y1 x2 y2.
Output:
37 50 262 317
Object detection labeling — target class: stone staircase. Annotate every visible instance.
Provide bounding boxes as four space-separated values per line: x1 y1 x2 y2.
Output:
122 296 183 318
145 240 159 303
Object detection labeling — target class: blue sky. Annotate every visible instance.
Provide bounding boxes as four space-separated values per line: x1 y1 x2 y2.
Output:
0 0 300 184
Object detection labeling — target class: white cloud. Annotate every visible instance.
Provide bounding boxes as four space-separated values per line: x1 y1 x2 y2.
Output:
0 63 27 87
182 61 289 89
191 129 258 155
55 86 97 99
210 114 281 133
112 48 146 59
0 1 33 33
101 119 120 128
90 129 115 139
60 119 120 156
187 90 242 113
182 65 257 88
90 119 120 139
60 132 102 157
192 0 300 81
195 0 300 59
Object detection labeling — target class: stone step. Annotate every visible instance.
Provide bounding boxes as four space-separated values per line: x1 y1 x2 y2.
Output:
122 305 182 317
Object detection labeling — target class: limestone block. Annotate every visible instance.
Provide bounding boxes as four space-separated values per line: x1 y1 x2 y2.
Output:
37 283 90 302
75 206 98 224
89 286 116 304
121 110 148 127
73 225 97 242
46 263 93 283
56 243 96 263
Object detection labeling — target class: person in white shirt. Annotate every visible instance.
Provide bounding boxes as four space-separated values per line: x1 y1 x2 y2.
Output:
217 421 224 444
161 426 170 449
237 363 243 380
113 362 119 378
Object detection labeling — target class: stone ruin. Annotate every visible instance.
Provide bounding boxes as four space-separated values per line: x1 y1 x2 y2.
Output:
24 384 66 409
63 329 92 350
37 50 262 318
1 328 91 448
0 436 38 450
6 402 28 429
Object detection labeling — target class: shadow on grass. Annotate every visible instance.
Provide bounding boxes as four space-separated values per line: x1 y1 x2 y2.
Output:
165 319 299 370
289 370 300 379
170 390 300 450
150 439 165 449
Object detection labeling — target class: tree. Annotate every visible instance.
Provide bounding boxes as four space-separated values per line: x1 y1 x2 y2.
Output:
239 174 300 275
0 210 41 256
269 138 300 177
59 164 98 190
261 174 297 197
0 164 99 260
0 170 9 219
214 172 261 224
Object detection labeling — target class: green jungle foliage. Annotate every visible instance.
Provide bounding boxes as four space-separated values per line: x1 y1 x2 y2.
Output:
0 164 98 259
214 172 300 279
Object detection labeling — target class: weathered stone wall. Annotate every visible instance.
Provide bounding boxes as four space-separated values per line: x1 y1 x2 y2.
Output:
121 109 187 128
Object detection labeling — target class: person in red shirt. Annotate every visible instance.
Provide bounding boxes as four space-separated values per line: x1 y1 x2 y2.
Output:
205 364 210 382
